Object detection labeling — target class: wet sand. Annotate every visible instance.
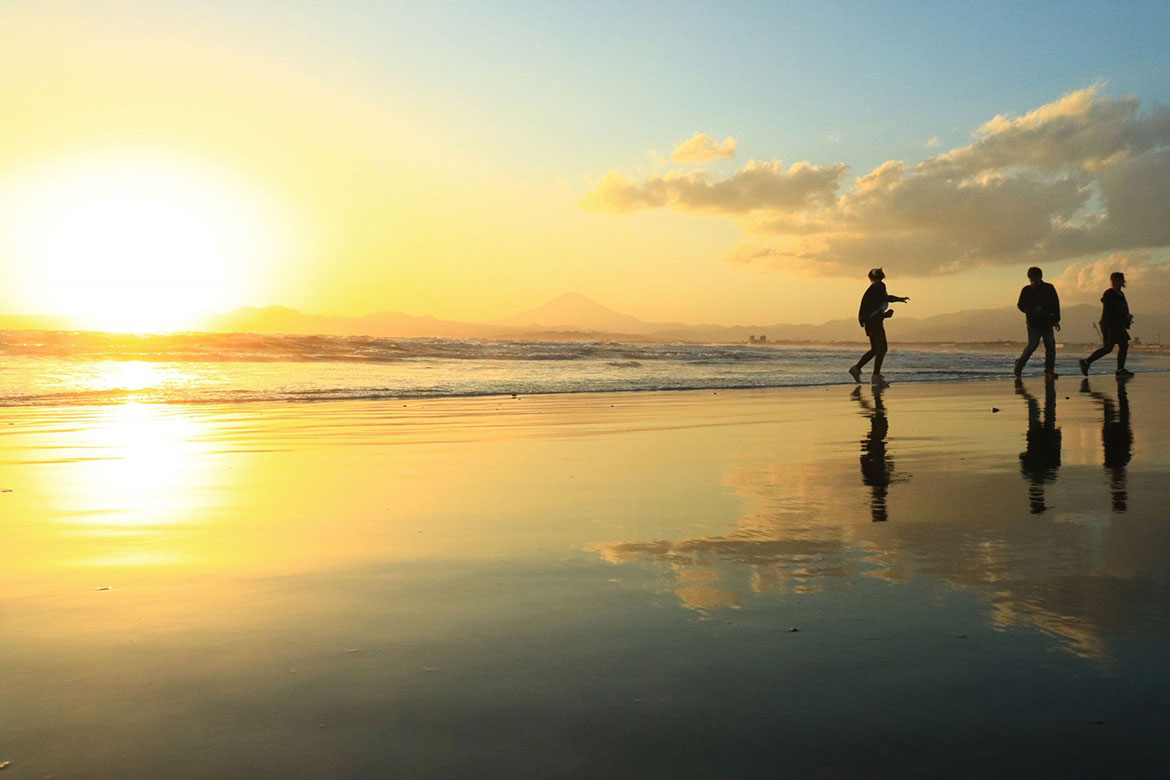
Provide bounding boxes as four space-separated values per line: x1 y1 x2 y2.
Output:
3 374 1170 779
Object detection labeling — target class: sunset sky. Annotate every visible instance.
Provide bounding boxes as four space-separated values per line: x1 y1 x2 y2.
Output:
1 0 1168 332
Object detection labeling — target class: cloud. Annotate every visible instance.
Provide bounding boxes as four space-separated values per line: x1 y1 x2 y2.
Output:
584 85 1170 277
1051 251 1170 305
581 160 848 215
919 83 1170 178
670 132 738 164
925 136 941 147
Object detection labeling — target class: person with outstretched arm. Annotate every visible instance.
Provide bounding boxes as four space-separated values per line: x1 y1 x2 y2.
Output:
848 268 909 387
1080 272 1134 377
1013 266 1061 380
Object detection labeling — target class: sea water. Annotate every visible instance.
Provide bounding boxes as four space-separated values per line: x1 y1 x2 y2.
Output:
2 330 1166 406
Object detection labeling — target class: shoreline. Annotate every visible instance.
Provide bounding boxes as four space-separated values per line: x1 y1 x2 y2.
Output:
3 357 1168 411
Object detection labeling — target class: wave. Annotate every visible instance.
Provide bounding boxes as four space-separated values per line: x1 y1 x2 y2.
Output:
4 330 1164 408
0 330 816 367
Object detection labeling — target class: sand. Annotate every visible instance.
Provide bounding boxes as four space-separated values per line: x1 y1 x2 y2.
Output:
2 374 1170 778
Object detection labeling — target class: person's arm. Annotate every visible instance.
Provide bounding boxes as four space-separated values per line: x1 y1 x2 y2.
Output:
1051 285 1061 331
1017 287 1029 314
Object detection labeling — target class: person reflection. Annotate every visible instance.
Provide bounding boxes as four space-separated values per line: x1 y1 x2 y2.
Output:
1081 378 1133 512
853 385 893 522
1016 378 1061 514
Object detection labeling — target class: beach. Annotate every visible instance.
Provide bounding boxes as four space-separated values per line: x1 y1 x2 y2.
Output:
3 374 1170 779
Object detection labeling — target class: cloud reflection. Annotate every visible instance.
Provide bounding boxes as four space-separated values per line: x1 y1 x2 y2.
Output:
596 386 1168 661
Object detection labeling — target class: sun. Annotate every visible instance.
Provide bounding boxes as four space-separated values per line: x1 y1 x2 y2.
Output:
2 151 285 333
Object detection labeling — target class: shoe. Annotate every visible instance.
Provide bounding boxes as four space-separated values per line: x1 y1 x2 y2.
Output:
848 365 861 384
1044 370 1059 381
1116 368 1134 377
1013 359 1023 377
1079 358 1089 376
871 373 889 387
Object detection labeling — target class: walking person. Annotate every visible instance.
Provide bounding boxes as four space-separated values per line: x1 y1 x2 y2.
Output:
1013 267 1061 380
848 268 909 387
1080 272 1134 377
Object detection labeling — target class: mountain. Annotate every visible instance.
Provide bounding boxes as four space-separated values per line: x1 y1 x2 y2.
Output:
0 314 74 331
204 305 509 339
8 293 1170 346
493 292 685 335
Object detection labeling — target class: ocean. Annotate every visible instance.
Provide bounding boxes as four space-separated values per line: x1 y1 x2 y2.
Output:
2 330 1165 407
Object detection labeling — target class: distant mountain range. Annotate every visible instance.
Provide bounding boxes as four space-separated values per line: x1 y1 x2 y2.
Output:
492 292 688 335
200 292 1169 346
4 291 1169 346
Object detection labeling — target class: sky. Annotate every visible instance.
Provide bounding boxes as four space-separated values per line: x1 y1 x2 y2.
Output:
1 0 1168 331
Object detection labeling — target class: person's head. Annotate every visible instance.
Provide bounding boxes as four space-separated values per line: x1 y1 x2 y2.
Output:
1027 266 1043 284
1111 271 1126 289
868 267 885 282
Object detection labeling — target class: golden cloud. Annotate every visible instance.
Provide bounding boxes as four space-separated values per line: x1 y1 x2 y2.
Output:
1052 251 1170 306
581 160 847 215
670 132 738 164
585 86 1170 277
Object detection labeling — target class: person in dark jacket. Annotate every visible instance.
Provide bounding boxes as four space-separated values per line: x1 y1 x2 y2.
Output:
848 268 909 386
1013 266 1061 379
1080 272 1133 377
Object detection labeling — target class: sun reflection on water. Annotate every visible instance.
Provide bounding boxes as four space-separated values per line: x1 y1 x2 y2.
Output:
98 361 163 393
39 401 220 568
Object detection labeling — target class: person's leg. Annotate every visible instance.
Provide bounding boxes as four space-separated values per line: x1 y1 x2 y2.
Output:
871 324 888 375
855 345 875 370
1116 338 1129 371
856 322 880 370
1016 325 1041 375
1042 326 1056 373
1018 325 1041 365
1086 332 1115 365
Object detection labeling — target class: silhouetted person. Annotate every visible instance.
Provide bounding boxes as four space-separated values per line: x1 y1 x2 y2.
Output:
849 268 909 387
1014 266 1061 380
854 385 893 522
1080 272 1134 377
1016 378 1061 514
1081 378 1133 512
